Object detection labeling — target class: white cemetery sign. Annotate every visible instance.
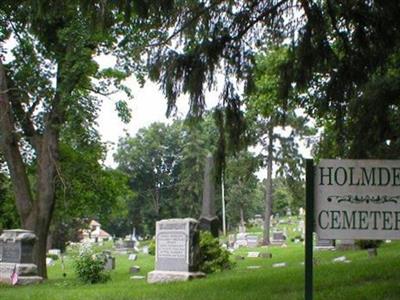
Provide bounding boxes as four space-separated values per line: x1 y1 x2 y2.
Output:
315 159 400 240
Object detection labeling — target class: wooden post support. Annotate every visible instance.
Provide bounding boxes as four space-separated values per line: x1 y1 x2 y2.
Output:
305 159 315 300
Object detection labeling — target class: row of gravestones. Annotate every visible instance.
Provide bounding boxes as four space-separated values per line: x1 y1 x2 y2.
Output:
0 220 357 286
231 228 353 251
229 231 287 249
0 229 150 286
146 218 353 283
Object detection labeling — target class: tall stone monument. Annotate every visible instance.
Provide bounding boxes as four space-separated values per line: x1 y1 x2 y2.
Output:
0 229 43 285
199 153 219 237
147 218 205 283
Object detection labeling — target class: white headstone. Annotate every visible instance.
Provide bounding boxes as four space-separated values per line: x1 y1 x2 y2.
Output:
46 258 54 266
128 254 137 261
147 219 205 283
332 256 347 262
48 249 61 256
272 262 287 268
247 252 260 258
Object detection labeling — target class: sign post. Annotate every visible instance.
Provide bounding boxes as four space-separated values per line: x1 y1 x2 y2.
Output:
305 159 314 300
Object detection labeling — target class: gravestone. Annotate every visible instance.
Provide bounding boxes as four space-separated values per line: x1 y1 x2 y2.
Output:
246 235 260 248
234 233 248 248
260 252 272 259
247 265 261 269
128 253 137 261
46 258 54 266
247 252 260 258
130 265 141 273
131 275 145 280
123 240 135 249
228 234 236 247
48 249 61 257
0 229 43 285
103 251 115 270
147 218 205 283
299 220 305 238
315 236 335 250
0 230 35 264
199 154 219 237
271 231 285 245
336 239 356 250
115 238 124 248
104 256 115 270
254 214 263 227
142 245 149 254
299 207 305 217
272 262 287 268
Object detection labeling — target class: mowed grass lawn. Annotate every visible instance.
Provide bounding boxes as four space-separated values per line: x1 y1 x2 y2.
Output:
1 241 400 300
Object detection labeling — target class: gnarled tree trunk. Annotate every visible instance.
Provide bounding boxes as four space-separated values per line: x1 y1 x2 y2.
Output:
0 60 60 279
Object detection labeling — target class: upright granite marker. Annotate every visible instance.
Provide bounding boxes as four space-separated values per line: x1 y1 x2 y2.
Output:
147 218 205 283
199 153 219 237
0 229 43 285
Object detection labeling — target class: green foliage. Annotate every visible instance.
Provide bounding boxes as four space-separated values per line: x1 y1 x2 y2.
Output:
244 47 314 243
114 117 219 236
0 0 152 278
225 151 262 226
0 173 19 231
198 231 234 274
148 240 155 256
272 177 305 216
50 141 132 249
115 116 265 236
73 247 110 284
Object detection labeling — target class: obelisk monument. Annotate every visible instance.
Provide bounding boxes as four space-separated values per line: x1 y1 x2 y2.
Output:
199 153 219 237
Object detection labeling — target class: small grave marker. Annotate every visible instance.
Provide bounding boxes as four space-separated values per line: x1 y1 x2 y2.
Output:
128 254 137 261
247 252 260 258
272 262 287 268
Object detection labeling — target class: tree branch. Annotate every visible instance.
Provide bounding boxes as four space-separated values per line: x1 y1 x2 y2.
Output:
148 0 224 48
10 96 41 150
232 0 290 42
84 86 118 97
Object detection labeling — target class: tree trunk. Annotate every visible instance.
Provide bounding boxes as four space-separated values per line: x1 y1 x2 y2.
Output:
239 205 245 227
0 61 34 224
263 126 274 245
33 129 59 278
0 60 60 279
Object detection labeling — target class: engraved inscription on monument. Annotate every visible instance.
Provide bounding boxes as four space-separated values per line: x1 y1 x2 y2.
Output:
157 233 187 260
2 243 21 263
